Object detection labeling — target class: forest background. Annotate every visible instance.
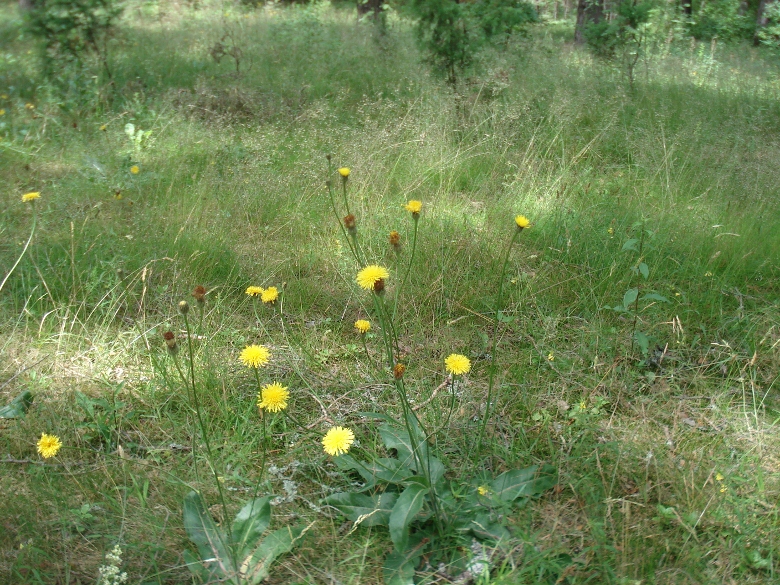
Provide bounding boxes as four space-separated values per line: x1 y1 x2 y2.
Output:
1 0 780 583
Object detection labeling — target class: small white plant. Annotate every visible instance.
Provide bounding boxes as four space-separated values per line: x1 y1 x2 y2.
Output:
97 545 127 585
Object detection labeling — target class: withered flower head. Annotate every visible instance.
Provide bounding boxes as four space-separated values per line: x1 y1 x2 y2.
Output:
178 300 190 315
393 363 406 379
389 231 401 250
344 214 357 235
192 285 206 305
163 331 178 353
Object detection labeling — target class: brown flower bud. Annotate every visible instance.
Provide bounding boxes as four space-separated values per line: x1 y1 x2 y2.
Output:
393 363 406 379
344 214 357 235
192 285 206 305
389 231 401 251
163 331 178 354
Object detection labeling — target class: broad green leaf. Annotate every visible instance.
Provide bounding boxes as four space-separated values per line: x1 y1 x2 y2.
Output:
182 491 234 577
334 454 378 488
633 331 650 356
490 465 556 502
383 534 427 585
422 456 446 487
469 514 511 542
232 497 272 556
638 262 649 279
323 492 398 527
389 483 429 552
640 292 669 303
242 524 308 585
622 238 639 252
0 390 33 418
182 548 222 583
622 288 639 309
336 455 414 486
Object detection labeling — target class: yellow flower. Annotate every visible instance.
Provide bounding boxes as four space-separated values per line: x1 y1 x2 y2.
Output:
37 433 62 459
354 319 371 334
322 426 355 456
515 215 530 229
99 124 107 131
404 200 422 214
261 286 279 304
356 265 389 291
445 353 471 376
704 271 713 277
240 345 271 368
0 109 5 116
246 286 264 297
21 192 40 203
715 472 724 482
257 382 289 413
130 165 140 175
547 352 555 361
477 485 490 496
25 103 34 110
607 227 614 235
338 167 350 178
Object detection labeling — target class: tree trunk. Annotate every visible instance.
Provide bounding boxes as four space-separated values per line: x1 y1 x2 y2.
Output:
575 0 604 43
681 0 692 17
19 0 35 10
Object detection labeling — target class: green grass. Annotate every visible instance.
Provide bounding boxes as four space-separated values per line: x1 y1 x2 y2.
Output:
1 0 780 583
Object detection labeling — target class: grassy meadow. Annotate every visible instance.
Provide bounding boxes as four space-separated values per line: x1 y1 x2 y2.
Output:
1 0 780 583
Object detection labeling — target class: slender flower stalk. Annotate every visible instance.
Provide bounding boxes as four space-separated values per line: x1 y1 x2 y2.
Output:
393 213 419 321
0 195 39 295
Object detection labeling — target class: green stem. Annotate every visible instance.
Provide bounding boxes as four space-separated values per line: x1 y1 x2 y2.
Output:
476 229 520 456
393 217 419 322
629 222 646 355
0 207 37 294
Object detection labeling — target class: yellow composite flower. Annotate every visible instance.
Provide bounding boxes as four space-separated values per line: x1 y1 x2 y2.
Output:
37 433 62 459
338 167 350 178
322 426 355 456
445 353 471 376
477 485 490 496
240 345 271 368
99 124 107 131
246 286 264 297
515 215 530 229
356 265 389 291
404 200 422 214
354 319 371 334
261 286 279 304
130 165 140 175
257 382 290 413
21 192 40 203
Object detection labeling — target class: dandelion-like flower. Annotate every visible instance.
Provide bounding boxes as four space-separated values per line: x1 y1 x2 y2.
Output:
257 382 290 413
322 426 355 456
246 286 264 297
477 485 490 496
445 353 471 376
130 165 140 175
354 319 371 334
515 215 530 230
261 286 279 304
240 345 271 368
338 167 350 178
356 265 389 292
37 433 62 459
404 200 422 215
99 124 107 131
22 192 40 203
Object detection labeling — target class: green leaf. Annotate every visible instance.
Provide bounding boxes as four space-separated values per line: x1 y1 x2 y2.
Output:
0 390 33 418
389 484 429 552
242 524 308 585
640 292 669 303
497 311 515 323
323 492 398 527
638 262 649 279
383 534 427 585
622 238 639 252
232 497 272 556
336 455 413 486
490 464 556 502
182 548 222 583
633 331 650 356
469 514 511 542
622 288 639 308
182 491 234 577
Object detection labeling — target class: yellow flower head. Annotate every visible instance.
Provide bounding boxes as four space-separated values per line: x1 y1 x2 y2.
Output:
477 485 490 496
445 353 471 376
37 433 62 459
25 103 34 110
240 345 271 368
261 286 279 304
607 227 614 235
338 167 350 178
715 472 724 482
404 200 422 214
547 352 555 361
354 319 371 334
0 109 5 116
99 124 107 131
515 215 530 230
130 165 140 175
246 286 264 297
322 426 355 456
257 382 289 413
356 265 389 292
22 192 40 203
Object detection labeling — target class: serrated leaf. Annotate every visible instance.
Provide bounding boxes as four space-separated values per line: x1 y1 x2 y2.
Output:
622 238 639 252
0 390 33 418
640 293 669 303
490 464 556 502
638 262 649 279
182 491 234 577
622 288 639 308
323 492 398 527
389 484 429 552
232 497 271 557
242 524 308 585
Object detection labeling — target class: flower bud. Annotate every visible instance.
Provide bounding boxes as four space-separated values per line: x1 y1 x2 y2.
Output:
178 300 190 315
